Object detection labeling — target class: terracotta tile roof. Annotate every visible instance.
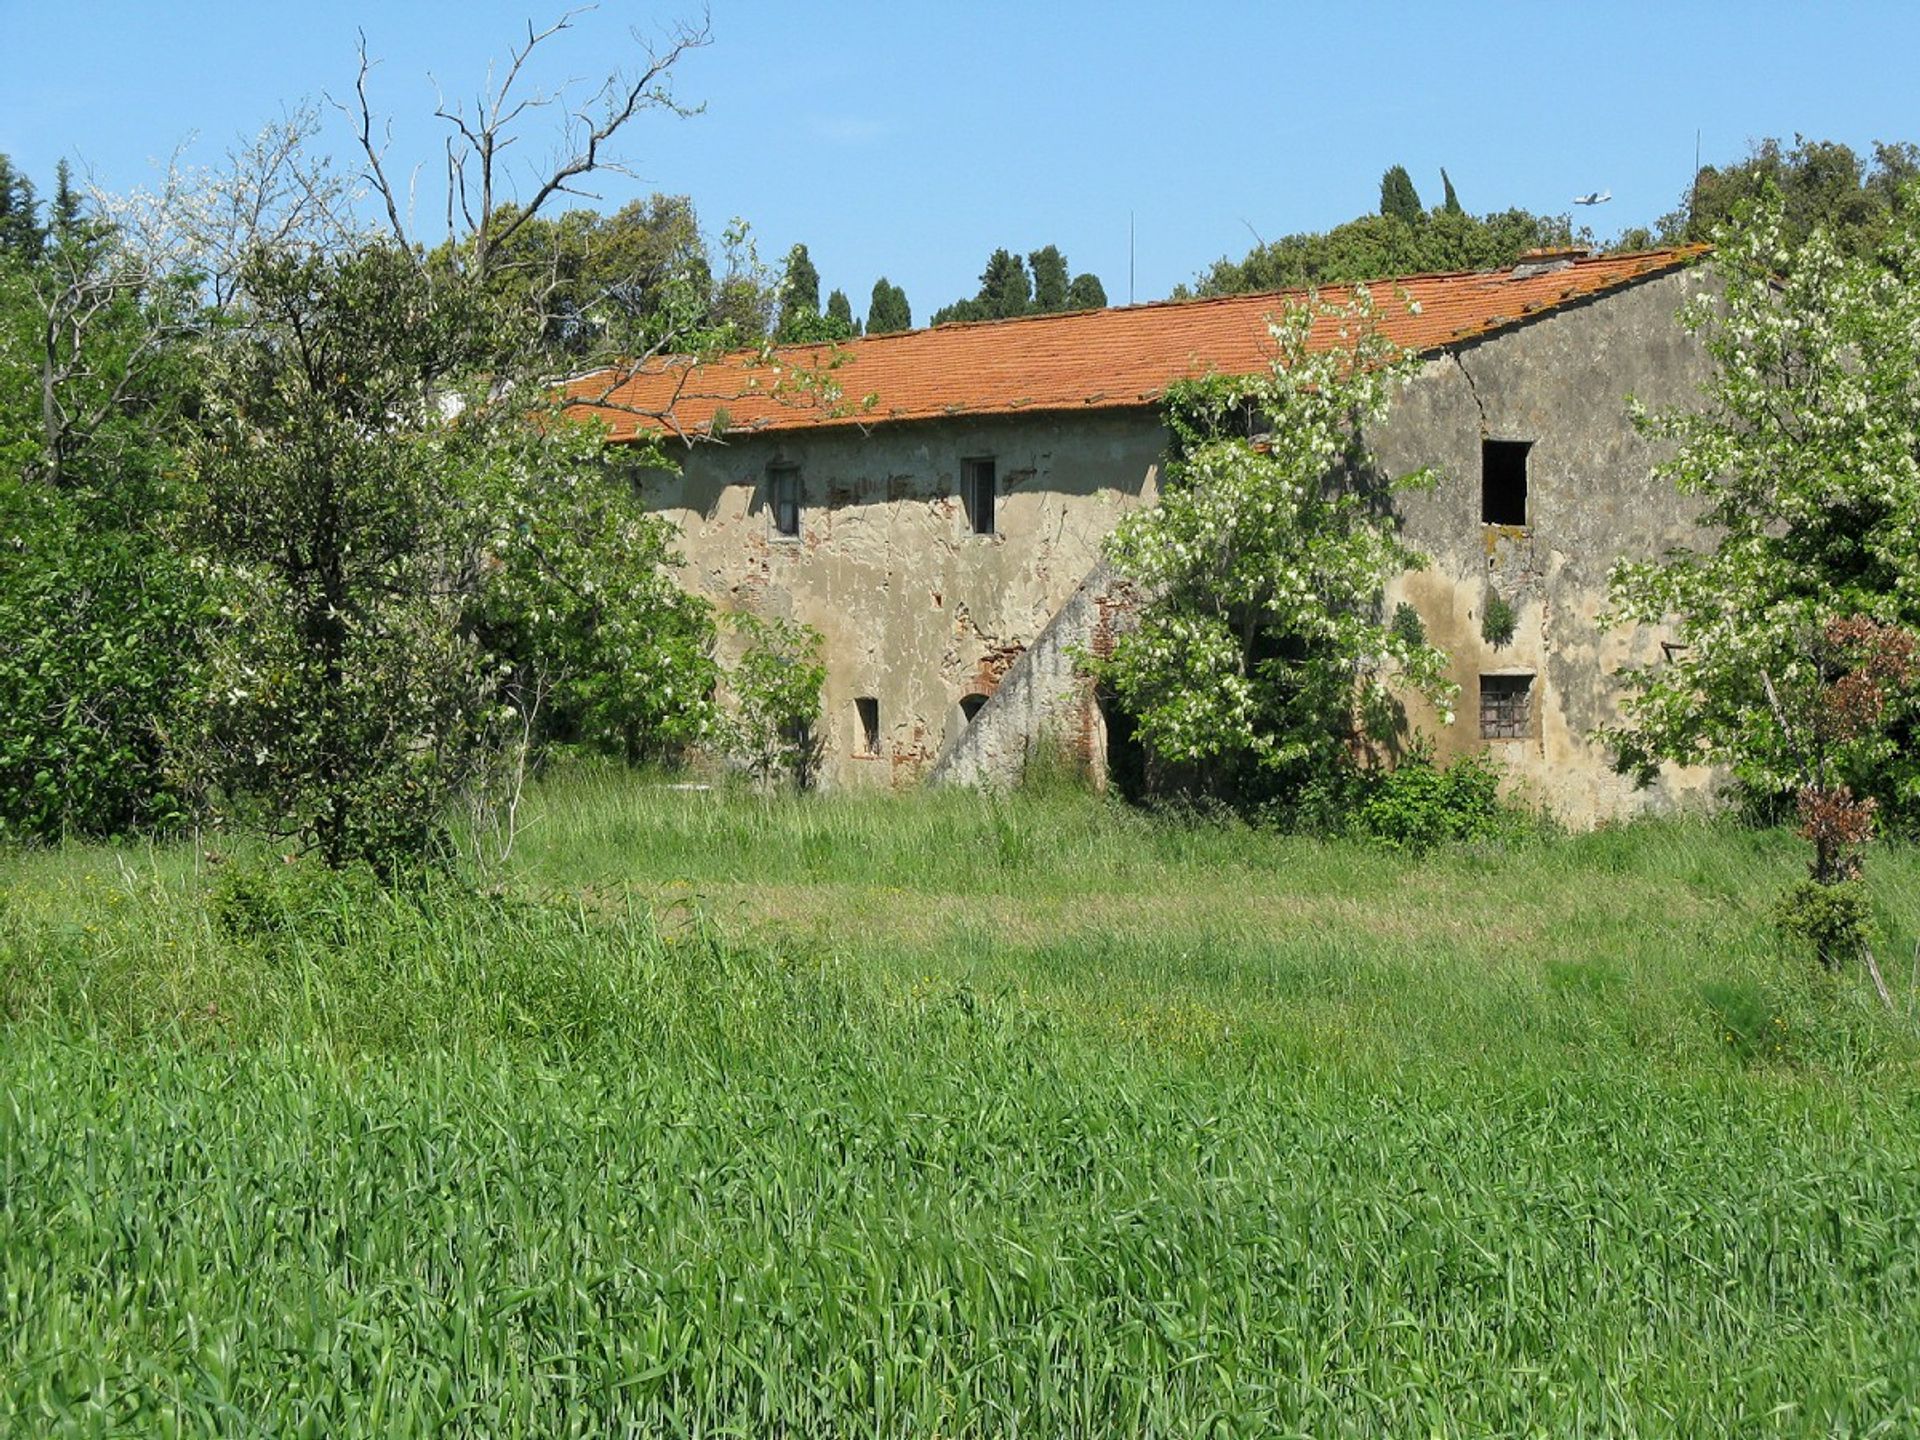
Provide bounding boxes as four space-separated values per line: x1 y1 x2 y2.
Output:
566 246 1709 442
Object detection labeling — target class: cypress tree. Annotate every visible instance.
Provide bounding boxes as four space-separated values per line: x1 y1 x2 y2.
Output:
866 278 911 334
977 248 1031 319
776 243 822 337
825 288 853 330
0 156 43 258
1440 167 1464 216
1379 165 1423 225
52 158 82 237
1028 245 1070 311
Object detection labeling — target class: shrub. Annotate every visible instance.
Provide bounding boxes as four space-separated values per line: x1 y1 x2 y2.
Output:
1096 290 1454 805
1774 878 1874 972
1482 590 1517 648
0 479 207 840
723 614 826 791
1350 750 1524 852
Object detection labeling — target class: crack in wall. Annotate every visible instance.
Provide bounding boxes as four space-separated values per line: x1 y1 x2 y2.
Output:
1453 351 1490 433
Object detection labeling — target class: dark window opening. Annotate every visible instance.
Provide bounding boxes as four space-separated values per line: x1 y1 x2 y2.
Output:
1480 674 1533 740
962 458 996 536
1481 439 1530 527
770 464 802 537
855 696 881 756
959 693 989 722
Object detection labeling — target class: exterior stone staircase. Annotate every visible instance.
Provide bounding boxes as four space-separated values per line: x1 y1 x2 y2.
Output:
927 560 1139 788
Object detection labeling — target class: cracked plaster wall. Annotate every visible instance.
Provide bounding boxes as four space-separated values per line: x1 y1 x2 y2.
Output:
1366 264 1721 820
648 411 1163 787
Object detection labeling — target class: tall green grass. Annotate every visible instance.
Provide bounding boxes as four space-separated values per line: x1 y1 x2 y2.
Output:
3 770 1919 1435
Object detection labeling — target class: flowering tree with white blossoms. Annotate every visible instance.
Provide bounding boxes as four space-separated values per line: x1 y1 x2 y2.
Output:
1606 194 1920 994
1097 288 1454 799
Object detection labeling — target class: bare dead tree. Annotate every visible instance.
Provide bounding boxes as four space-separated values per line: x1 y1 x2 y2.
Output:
340 7 711 283
323 6 750 446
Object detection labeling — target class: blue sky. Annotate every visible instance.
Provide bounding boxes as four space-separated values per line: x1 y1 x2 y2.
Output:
5 1 1917 315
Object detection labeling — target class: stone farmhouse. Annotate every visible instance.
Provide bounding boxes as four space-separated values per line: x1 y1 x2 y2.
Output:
568 245 1718 824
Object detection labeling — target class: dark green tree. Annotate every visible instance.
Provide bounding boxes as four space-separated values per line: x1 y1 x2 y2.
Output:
0 155 207 839
1675 136 1920 262
825 287 853 331
866 277 911 333
776 242 822 339
1440 168 1464 216
50 160 81 238
183 245 499 870
932 245 1105 323
1066 272 1107 310
0 478 206 839
1029 244 1070 311
185 239 726 872
0 157 42 258
979 248 1032 319
1379 165 1423 225
445 193 774 360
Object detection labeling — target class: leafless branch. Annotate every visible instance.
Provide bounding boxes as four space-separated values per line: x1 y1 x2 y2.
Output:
453 9 712 278
345 8 709 289
336 30 411 248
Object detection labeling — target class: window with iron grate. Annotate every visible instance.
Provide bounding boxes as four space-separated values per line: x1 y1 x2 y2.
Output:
1480 674 1533 739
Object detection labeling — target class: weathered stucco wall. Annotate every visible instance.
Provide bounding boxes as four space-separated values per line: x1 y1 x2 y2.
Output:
641 263 1720 821
648 410 1163 786
1367 264 1719 818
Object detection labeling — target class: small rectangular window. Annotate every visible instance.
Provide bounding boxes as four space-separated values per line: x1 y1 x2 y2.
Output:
961 458 996 536
1479 674 1533 739
855 696 880 756
770 464 802 538
1482 439 1530 527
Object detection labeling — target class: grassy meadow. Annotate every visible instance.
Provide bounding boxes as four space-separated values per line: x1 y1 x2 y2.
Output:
4 765 1920 1435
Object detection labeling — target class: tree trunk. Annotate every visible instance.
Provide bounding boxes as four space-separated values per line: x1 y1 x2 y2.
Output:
39 334 62 488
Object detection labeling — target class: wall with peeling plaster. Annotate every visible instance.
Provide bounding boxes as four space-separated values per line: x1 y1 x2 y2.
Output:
1368 264 1720 819
928 560 1141 788
647 410 1163 786
643 263 1720 821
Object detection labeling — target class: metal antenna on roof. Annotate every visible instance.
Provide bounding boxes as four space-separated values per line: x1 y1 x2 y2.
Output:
1129 211 1135 305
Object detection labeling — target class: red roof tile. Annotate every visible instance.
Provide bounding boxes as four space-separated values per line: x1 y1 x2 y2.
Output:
566 247 1709 442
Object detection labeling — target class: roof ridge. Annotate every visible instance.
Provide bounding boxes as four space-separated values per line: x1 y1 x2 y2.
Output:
579 245 1712 379
566 246 1715 441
